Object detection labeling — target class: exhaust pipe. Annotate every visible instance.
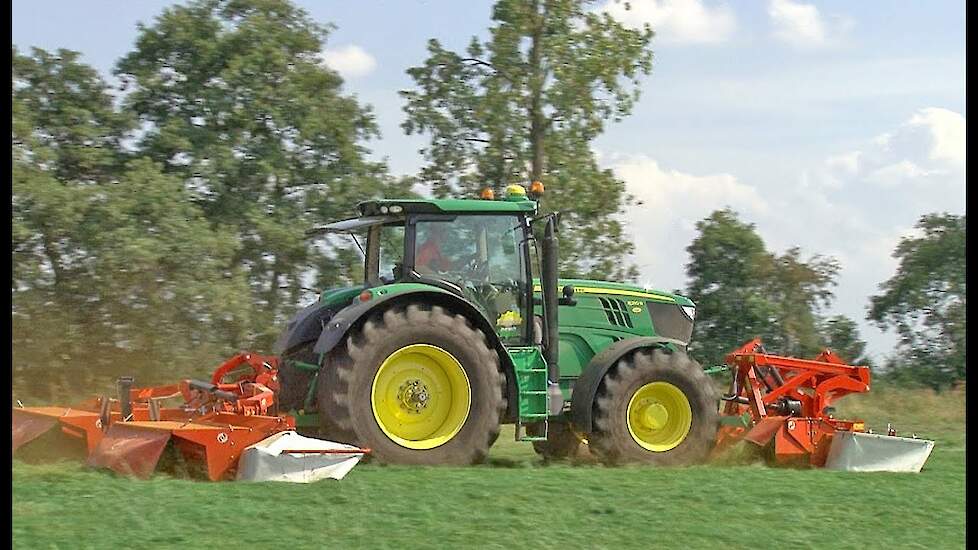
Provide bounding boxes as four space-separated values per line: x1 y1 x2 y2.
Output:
540 215 564 415
540 215 559 382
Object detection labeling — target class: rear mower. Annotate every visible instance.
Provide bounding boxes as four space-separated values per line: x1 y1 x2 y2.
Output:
13 183 933 476
13 353 367 480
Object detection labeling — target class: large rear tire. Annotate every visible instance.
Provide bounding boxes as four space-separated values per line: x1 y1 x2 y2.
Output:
319 303 506 465
589 347 718 465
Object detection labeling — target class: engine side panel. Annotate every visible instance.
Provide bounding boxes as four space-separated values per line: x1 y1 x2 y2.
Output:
533 281 693 400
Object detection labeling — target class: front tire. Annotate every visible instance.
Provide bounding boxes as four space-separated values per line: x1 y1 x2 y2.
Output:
589 347 718 465
319 303 506 465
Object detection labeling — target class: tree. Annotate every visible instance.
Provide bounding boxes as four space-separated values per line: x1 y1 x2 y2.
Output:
765 247 839 357
401 0 653 280
685 209 779 365
13 46 132 398
820 315 873 367
868 213 965 389
114 0 405 345
12 47 130 293
12 47 251 399
684 209 841 366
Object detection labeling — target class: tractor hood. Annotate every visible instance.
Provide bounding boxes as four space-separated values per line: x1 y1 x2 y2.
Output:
536 278 695 307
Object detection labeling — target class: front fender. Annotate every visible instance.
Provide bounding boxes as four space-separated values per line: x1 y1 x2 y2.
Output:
568 336 686 434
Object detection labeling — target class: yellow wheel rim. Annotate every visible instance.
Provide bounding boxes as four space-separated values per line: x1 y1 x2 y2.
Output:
371 344 471 450
626 381 692 452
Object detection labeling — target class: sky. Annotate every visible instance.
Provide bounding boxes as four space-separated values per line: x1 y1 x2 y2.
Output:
12 0 966 362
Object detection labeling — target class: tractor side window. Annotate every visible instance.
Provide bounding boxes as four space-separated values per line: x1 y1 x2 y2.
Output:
414 215 528 344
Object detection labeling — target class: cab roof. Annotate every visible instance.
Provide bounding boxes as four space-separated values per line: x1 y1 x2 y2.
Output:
357 198 537 216
306 197 537 237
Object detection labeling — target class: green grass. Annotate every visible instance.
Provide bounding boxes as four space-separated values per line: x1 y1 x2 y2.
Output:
13 388 964 550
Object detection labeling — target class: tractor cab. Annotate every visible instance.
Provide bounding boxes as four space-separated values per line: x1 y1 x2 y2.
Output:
312 185 544 348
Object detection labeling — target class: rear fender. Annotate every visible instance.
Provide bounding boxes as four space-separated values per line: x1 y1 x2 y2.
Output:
568 337 687 434
272 301 343 356
312 289 521 420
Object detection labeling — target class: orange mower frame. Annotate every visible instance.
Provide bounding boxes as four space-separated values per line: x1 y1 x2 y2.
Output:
714 338 871 466
12 353 298 480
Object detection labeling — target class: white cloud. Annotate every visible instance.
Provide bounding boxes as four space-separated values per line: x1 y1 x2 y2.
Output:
319 44 376 78
768 0 852 49
908 107 966 166
825 151 861 175
597 0 736 44
829 107 966 189
611 154 767 287
772 109 964 359
607 108 964 360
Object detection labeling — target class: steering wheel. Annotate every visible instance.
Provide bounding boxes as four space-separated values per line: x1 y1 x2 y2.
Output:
457 254 490 281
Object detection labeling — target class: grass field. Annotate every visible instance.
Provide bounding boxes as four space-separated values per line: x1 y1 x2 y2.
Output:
13 387 965 549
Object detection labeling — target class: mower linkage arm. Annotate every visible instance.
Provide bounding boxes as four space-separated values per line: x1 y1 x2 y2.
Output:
187 379 240 402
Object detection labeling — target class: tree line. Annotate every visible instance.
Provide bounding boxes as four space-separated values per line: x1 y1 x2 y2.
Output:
685 209 965 390
11 0 964 400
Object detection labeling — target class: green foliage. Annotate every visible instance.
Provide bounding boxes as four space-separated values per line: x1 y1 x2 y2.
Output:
401 0 653 280
12 1 414 398
765 247 839 357
114 0 407 344
11 47 130 182
820 315 873 367
12 47 255 398
868 213 966 389
684 209 777 364
685 209 851 366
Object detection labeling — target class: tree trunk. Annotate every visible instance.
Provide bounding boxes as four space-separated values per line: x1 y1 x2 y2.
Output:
40 231 65 288
267 268 281 315
528 0 545 183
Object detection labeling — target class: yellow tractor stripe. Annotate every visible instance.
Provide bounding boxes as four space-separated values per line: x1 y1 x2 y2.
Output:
533 285 676 303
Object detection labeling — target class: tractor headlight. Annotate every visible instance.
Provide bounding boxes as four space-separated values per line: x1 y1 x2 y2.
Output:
681 305 696 321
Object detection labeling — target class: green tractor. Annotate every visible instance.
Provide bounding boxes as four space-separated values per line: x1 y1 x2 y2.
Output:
274 184 718 465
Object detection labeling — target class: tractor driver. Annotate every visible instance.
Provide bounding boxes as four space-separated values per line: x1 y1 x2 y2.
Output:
415 222 453 275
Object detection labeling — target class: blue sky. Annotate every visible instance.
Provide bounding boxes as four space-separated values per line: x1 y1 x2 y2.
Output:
13 0 966 362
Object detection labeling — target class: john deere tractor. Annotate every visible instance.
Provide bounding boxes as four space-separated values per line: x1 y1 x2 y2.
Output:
274 184 717 465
